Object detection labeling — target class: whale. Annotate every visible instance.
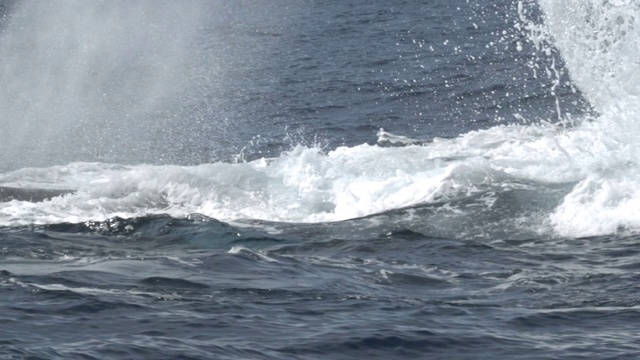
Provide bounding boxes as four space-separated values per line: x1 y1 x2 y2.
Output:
0 186 72 202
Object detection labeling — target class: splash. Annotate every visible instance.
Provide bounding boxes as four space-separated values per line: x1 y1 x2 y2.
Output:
0 125 590 230
1 1 640 239
537 0 640 114
0 1 229 169
527 0 640 236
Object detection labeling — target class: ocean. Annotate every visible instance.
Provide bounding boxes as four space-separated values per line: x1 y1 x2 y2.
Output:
1 0 639 359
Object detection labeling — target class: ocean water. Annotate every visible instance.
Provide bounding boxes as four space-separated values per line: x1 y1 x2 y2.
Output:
1 0 639 359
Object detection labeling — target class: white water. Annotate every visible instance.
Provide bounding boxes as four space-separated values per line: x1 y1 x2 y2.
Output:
534 0 640 236
0 118 633 237
1 0 639 238
0 124 604 229
536 0 640 113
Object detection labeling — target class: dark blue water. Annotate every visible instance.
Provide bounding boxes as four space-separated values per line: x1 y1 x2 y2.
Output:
2 1 639 359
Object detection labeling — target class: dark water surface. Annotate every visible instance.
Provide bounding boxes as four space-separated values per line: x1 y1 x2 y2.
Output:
1 1 638 359
4 216 640 359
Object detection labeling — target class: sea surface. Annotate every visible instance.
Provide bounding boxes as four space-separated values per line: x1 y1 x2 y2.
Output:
1 0 640 359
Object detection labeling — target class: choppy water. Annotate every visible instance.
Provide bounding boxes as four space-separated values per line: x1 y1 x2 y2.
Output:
2 0 640 359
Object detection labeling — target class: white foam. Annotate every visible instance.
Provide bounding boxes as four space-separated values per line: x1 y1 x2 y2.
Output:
530 0 640 237
1 0 639 240
0 114 637 238
0 122 601 229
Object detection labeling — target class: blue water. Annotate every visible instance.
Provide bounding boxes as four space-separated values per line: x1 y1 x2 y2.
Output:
2 0 639 359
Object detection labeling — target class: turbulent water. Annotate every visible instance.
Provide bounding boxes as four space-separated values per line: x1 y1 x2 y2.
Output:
2 0 640 359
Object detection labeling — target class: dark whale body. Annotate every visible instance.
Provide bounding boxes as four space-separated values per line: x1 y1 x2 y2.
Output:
0 186 73 202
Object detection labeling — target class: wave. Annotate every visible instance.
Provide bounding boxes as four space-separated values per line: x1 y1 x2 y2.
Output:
0 123 594 235
525 0 640 237
1 1 639 239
